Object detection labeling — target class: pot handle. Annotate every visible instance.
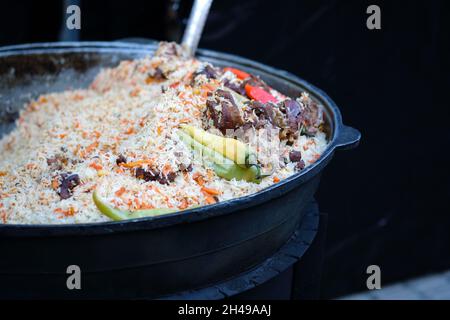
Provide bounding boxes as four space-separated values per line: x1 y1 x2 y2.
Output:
335 125 361 150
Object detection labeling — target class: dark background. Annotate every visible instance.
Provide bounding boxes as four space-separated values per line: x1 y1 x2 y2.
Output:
0 0 448 298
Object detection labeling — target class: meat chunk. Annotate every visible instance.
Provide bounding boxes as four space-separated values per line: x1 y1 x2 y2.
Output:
58 173 80 200
289 150 302 163
195 64 220 80
154 42 188 59
223 79 246 96
296 160 306 171
205 89 245 133
244 76 273 93
276 98 324 141
135 168 159 182
244 100 276 129
300 98 324 136
191 64 222 87
284 99 302 132
157 172 177 185
202 79 324 143
148 67 168 81
135 168 178 185
179 163 193 173
241 99 287 133
116 154 127 166
46 154 68 170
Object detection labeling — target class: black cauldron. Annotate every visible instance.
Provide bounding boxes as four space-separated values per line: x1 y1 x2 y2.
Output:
0 42 360 299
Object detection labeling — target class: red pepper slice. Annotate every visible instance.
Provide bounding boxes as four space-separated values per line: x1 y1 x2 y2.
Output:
223 67 251 80
245 84 278 104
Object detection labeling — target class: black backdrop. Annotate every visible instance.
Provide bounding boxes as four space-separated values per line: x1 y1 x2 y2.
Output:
0 0 448 298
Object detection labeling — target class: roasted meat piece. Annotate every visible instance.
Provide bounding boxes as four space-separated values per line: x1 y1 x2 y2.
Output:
57 173 80 200
205 89 245 133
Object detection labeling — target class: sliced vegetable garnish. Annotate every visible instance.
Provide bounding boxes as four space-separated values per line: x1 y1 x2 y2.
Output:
223 67 250 80
93 191 177 221
177 130 262 183
245 84 278 104
180 124 257 168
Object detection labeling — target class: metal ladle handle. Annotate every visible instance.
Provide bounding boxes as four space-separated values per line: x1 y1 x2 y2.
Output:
181 0 213 56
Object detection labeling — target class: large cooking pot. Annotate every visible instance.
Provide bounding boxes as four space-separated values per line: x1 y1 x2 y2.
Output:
0 42 360 299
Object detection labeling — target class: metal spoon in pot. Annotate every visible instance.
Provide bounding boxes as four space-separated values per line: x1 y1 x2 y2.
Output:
181 0 214 56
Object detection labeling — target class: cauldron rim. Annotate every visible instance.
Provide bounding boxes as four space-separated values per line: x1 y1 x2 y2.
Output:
0 41 360 236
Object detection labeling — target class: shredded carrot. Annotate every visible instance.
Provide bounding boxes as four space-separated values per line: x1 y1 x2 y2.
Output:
204 195 216 205
137 65 149 73
310 154 321 163
54 207 76 217
85 141 99 155
151 60 162 68
38 96 48 104
51 177 59 190
178 118 191 124
73 93 84 101
200 83 217 98
130 88 141 97
93 130 102 139
114 167 125 174
201 187 221 196
28 102 39 111
0 211 7 223
202 83 216 91
89 162 103 171
157 126 163 135
150 185 162 194
170 81 180 88
115 167 125 174
183 71 194 82
71 144 79 154
0 171 7 177
59 133 67 139
120 159 153 168
162 164 172 176
178 198 189 210
115 187 126 197
125 127 135 135
26 163 36 170
192 172 205 186
273 176 280 183
138 202 155 210
145 77 161 85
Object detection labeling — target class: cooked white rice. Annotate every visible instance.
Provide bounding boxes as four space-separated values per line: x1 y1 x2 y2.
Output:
0 42 328 224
